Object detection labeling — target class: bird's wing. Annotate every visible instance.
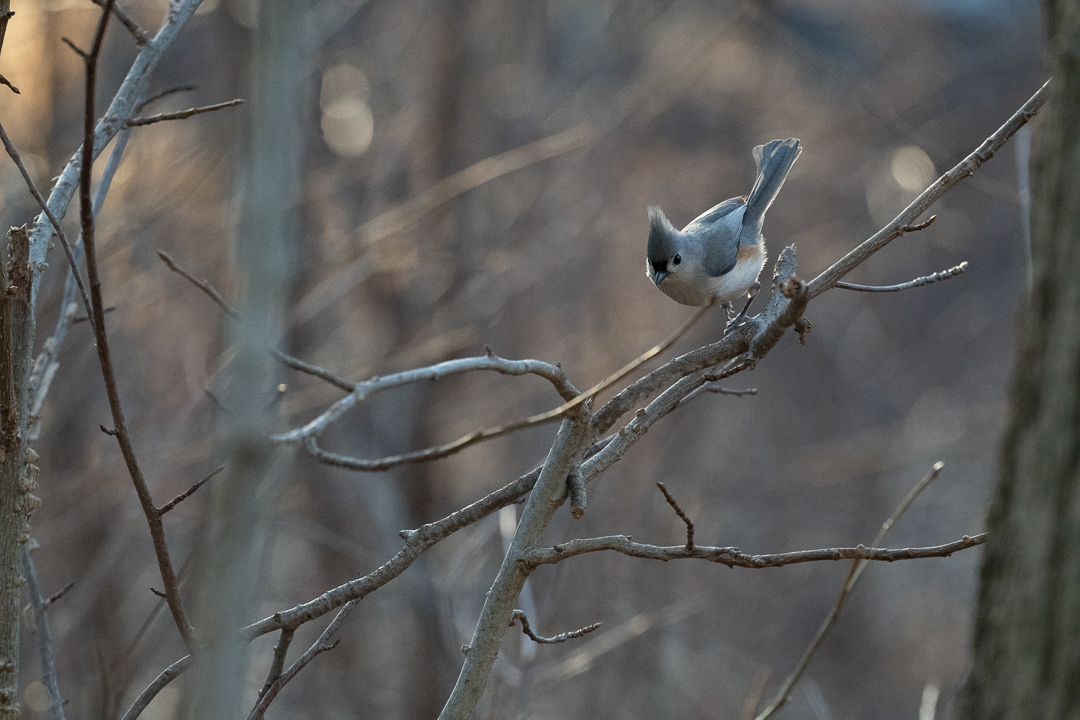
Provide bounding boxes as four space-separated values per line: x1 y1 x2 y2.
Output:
683 197 745 233
682 198 744 278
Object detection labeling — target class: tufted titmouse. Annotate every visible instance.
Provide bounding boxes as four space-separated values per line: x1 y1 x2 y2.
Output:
646 138 802 308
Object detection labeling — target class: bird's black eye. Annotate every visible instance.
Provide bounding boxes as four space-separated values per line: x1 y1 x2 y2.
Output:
672 253 682 266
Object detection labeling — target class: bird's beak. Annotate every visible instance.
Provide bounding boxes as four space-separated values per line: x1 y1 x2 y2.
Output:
652 270 668 286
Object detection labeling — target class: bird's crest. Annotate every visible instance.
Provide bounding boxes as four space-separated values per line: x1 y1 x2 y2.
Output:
647 206 677 264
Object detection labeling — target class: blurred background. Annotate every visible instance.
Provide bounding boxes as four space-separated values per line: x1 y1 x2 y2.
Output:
1 0 1043 718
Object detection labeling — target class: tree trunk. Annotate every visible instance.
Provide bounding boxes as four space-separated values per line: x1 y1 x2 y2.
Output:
0 226 39 719
957 4 1080 718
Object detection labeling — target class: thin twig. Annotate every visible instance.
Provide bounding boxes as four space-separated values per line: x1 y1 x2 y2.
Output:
257 629 295 702
158 250 357 391
42 582 74 609
0 2 18 94
510 609 601 645
157 250 238 316
808 80 1049 298
706 386 757 396
72 305 116 322
522 530 983 568
20 546 67 720
128 98 245 126
836 261 968 293
0 121 92 317
77 0 196 650
138 85 198 111
753 462 945 720
88 0 150 45
118 655 193 720
656 482 694 551
157 465 224 514
248 602 354 720
27 0 205 309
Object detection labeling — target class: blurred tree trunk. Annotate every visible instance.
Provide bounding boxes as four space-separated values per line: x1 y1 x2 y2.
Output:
957 4 1080 719
0 227 37 720
181 0 303 715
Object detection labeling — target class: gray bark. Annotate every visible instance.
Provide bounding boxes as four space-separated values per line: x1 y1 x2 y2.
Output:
957 3 1080 718
0 226 39 719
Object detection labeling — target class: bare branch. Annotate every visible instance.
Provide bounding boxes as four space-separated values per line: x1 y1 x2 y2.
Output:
20 546 67 720
128 98 245 127
118 655 192 720
0 3 18 94
754 462 945 720
42 582 74 609
836 261 968 293
157 250 238 317
509 609 601 645
157 465 224 514
257 629 294 702
523 531 984 568
567 467 586 519
27 0 205 307
590 246 801 438
77 0 196 650
243 436 613 640
158 250 358 391
0 121 92 317
138 85 199 111
269 349 354 392
273 351 580 459
285 298 708 472
248 602 355 720
88 0 150 45
706 386 757 396
656 482 694 551
808 80 1049 298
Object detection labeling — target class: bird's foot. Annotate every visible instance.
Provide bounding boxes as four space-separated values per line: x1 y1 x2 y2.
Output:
724 282 761 335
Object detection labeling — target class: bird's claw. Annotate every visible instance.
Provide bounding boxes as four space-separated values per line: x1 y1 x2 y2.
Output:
723 282 761 335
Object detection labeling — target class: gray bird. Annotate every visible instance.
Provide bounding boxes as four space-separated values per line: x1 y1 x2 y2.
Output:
647 138 802 307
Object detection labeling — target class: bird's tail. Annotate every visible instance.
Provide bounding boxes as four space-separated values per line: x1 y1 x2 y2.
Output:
742 138 801 240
